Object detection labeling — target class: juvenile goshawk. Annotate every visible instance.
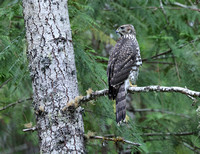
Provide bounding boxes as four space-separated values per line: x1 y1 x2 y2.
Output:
107 24 142 123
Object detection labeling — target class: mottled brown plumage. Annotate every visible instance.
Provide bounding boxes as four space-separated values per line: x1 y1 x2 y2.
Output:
107 24 142 123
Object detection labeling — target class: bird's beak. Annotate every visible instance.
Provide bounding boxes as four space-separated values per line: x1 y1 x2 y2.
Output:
116 29 119 33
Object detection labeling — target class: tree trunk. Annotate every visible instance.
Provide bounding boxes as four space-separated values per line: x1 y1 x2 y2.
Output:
22 0 85 153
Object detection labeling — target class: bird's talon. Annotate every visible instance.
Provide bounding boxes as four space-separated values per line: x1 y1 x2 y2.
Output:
129 80 137 87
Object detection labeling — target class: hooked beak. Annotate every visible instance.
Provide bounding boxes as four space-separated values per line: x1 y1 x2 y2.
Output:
116 29 119 33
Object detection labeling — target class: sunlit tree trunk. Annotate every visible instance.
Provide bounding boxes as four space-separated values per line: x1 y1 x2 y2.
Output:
22 0 85 153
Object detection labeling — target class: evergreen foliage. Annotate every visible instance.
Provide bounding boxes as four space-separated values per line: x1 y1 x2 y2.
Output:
0 0 200 153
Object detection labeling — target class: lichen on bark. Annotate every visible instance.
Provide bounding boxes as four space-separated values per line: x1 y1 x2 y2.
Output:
22 0 85 153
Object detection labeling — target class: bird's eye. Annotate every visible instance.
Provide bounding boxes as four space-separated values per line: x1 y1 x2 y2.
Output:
120 27 124 29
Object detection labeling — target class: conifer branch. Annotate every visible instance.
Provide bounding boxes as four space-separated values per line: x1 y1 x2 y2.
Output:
0 97 33 111
85 135 141 146
143 37 200 62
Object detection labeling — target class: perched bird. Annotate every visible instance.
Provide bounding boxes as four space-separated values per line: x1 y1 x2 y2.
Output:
107 24 142 124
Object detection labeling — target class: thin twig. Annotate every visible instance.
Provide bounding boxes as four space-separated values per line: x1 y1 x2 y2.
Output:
141 126 162 132
148 55 174 61
172 55 181 81
183 142 200 153
104 6 198 12
179 37 200 48
144 61 173 65
143 37 200 62
0 97 33 111
0 78 12 89
97 60 174 65
142 131 196 137
23 128 141 148
130 4 200 12
159 0 169 24
187 95 198 106
85 109 113 119
23 127 37 132
144 137 170 142
142 49 172 62
85 135 141 146
187 0 194 6
133 108 191 118
172 2 200 12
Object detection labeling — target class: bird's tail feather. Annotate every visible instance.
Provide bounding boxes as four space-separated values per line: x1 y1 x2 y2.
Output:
116 83 126 123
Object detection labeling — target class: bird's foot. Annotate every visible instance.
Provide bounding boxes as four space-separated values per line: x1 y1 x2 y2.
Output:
129 81 137 87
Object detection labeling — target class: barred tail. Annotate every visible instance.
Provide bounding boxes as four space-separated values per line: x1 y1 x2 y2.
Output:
116 83 126 123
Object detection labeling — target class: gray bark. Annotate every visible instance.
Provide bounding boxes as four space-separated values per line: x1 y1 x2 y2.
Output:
22 0 84 153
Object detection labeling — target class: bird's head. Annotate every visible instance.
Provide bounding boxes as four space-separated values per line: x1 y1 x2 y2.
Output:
116 24 136 37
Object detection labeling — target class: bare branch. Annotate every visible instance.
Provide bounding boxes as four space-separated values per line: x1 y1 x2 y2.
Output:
144 61 173 65
159 0 169 24
62 85 200 111
104 4 200 13
130 3 200 12
104 6 197 12
187 94 198 106
0 78 12 89
97 58 175 65
172 2 200 12
183 142 200 153
142 49 172 62
0 97 33 111
187 0 194 6
62 85 200 110
23 127 37 132
142 131 196 137
79 89 108 102
173 2 193 9
23 128 141 146
144 137 170 142
128 86 200 97
85 135 141 146
62 89 108 111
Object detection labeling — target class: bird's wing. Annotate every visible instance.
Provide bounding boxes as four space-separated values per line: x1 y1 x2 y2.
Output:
108 38 140 87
